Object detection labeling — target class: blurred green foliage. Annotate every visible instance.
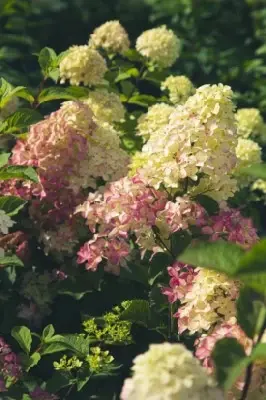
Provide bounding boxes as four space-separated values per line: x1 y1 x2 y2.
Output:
1 0 266 112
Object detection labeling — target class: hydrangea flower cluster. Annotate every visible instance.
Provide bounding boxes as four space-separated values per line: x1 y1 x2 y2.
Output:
136 103 174 141
89 20 130 54
163 207 258 334
120 343 223 400
59 45 107 86
0 337 21 392
132 84 237 200
83 90 125 124
161 75 195 104
195 319 266 399
136 25 181 68
131 84 238 201
76 175 203 270
29 387 59 400
236 108 265 140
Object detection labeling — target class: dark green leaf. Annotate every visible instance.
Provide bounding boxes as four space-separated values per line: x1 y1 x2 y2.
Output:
0 165 38 182
120 261 148 285
212 338 248 390
0 195 26 216
148 252 172 285
170 230 191 258
24 352 41 372
0 254 23 267
38 86 90 104
128 94 156 107
41 342 69 356
11 326 32 354
38 47 57 76
46 371 71 392
120 299 150 326
0 109 42 133
179 240 244 276
194 194 219 215
237 288 266 338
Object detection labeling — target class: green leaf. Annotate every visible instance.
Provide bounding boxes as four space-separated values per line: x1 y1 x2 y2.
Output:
123 49 143 62
11 326 32 354
76 372 91 391
0 165 38 182
120 81 135 98
25 352 41 372
0 254 23 267
194 194 219 215
42 324 55 342
251 343 266 362
0 195 26 216
236 239 266 295
38 86 90 104
178 240 244 276
170 230 191 258
0 152 10 167
120 300 151 327
240 163 266 180
148 252 172 285
46 371 71 392
115 68 139 82
120 261 148 286
0 78 34 107
38 47 57 77
128 94 157 107
46 334 90 357
237 288 266 338
41 342 70 356
212 338 248 390
0 109 42 133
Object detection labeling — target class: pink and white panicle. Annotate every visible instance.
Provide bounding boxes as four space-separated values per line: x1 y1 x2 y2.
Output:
76 176 203 271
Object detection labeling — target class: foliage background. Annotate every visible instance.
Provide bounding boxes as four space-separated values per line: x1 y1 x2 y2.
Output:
1 0 266 111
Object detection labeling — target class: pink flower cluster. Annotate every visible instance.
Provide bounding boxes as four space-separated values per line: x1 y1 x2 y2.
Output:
0 337 21 392
162 262 197 303
195 319 266 397
2 101 95 226
30 387 59 400
77 176 203 271
200 208 258 249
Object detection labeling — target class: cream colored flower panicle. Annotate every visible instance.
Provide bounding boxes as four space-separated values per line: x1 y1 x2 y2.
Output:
178 269 239 334
161 75 195 104
69 122 129 191
136 25 181 68
234 138 262 187
236 108 264 139
89 20 130 54
83 90 125 124
132 84 238 201
120 343 223 400
136 103 174 141
59 45 107 86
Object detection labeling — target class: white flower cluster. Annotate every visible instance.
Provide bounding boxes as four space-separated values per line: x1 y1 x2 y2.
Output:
161 75 195 104
120 343 223 400
178 269 238 334
236 108 265 140
234 138 262 187
89 20 130 54
0 210 15 234
136 25 181 68
59 45 107 86
136 103 174 141
131 84 238 201
69 122 129 191
83 90 125 124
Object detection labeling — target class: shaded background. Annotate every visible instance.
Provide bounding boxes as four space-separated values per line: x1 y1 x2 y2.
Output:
1 0 266 111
